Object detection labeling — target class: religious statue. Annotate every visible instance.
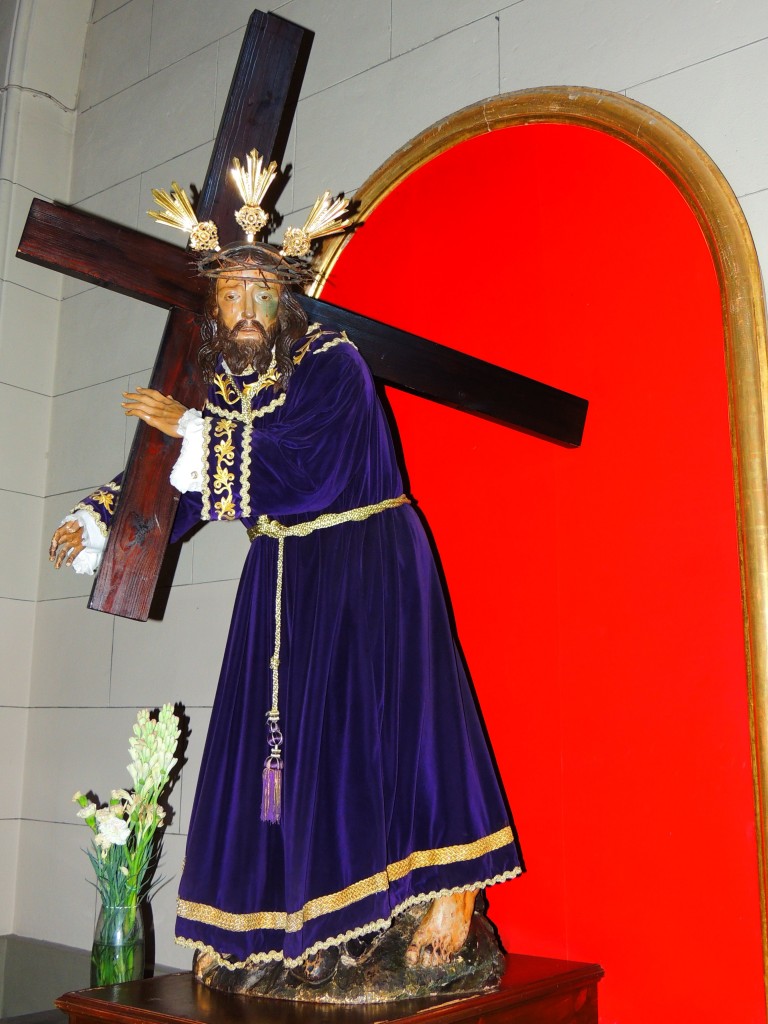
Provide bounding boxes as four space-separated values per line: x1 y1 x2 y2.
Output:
50 151 522 1002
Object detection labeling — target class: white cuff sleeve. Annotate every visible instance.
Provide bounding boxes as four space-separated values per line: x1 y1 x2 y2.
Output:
62 510 106 576
170 408 204 494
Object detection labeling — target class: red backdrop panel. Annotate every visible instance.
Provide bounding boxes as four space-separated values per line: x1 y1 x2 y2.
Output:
321 123 765 1023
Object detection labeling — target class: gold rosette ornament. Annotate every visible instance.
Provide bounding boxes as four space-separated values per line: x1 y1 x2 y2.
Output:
231 149 278 242
147 183 220 252
280 192 350 257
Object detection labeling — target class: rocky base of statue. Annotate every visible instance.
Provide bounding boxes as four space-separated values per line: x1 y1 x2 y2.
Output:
192 900 505 1004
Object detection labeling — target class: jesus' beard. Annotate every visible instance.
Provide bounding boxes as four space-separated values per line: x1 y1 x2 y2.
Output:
217 319 278 376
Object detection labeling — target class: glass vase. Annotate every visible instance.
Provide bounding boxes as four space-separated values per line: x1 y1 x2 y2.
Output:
90 902 145 986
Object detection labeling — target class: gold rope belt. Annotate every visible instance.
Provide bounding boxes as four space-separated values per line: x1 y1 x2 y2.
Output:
249 494 411 823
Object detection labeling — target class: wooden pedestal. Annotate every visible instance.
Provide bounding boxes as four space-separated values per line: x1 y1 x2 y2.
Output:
55 955 603 1024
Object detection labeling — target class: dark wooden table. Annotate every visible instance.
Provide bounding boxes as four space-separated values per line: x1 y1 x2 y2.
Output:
55 955 603 1024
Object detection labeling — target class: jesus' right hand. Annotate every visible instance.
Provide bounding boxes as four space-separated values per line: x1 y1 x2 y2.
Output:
121 387 187 437
49 520 85 569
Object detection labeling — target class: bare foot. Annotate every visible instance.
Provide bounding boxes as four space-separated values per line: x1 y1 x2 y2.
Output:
193 949 218 981
405 891 476 967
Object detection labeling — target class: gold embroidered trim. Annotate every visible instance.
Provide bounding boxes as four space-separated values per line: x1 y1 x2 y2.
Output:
201 417 212 520
292 323 324 365
212 419 237 520
176 865 522 970
213 373 238 406
247 494 410 543
204 328 347 424
90 490 116 513
311 331 357 357
204 392 286 424
177 825 515 935
240 424 252 518
70 503 108 538
387 827 515 880
71 481 122 537
219 356 282 399
292 338 313 365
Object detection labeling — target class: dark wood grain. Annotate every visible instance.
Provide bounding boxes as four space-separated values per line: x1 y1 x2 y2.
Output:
18 200 205 310
55 956 604 1024
87 309 203 620
196 12 312 238
300 296 588 447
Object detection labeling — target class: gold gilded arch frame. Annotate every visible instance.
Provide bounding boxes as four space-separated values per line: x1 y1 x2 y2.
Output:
314 87 768 1000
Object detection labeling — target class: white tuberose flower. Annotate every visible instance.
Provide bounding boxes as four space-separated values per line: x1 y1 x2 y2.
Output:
76 802 97 819
97 815 130 846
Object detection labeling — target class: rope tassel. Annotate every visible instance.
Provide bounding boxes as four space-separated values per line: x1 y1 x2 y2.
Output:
252 499 410 826
261 537 286 825
261 717 283 824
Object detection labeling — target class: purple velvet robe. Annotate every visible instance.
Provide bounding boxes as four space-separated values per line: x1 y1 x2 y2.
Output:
79 323 522 969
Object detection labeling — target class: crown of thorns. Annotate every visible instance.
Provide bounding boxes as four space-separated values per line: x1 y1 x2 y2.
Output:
147 148 349 279
195 241 315 286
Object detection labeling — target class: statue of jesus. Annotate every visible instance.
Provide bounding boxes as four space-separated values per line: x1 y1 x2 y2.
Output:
49 161 522 1000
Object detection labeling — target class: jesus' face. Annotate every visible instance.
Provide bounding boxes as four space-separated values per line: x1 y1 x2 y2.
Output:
214 270 281 338
212 269 282 375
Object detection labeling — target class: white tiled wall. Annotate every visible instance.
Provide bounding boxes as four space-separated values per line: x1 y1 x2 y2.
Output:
55 289 168 394
293 16 500 206
628 39 768 197
1 0 91 943
78 0 153 112
275 0 392 97
499 0 768 94
30 597 115 707
6 0 768 985
71 46 219 205
110 580 237 708
0 821 20 935
14 820 99 950
0 281 59 395
147 0 287 76
0 598 34 705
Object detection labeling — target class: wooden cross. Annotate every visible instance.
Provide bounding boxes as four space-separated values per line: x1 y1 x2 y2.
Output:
18 9 587 622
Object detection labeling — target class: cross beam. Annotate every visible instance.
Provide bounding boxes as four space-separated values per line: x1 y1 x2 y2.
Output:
19 198 588 443
18 9 587 622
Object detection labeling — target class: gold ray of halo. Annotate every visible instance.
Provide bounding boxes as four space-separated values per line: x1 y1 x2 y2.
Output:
280 193 350 257
230 149 278 208
302 191 349 240
147 182 198 232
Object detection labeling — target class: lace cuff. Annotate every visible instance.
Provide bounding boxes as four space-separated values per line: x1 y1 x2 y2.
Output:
62 510 105 576
170 409 204 494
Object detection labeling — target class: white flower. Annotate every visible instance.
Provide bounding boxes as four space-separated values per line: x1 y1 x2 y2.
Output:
76 705 180 897
93 832 112 856
97 815 130 846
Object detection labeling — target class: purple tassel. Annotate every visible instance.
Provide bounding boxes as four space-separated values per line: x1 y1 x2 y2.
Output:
261 756 282 823
260 717 283 824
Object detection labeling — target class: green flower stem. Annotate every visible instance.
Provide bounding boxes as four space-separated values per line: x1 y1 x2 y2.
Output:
91 902 144 987
76 705 181 910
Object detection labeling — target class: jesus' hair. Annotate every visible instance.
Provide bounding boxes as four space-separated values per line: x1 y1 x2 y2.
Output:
198 284 308 387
